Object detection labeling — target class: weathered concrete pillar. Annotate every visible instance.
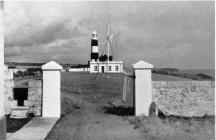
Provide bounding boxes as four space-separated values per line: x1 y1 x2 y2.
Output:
0 2 6 139
133 60 153 116
42 61 62 118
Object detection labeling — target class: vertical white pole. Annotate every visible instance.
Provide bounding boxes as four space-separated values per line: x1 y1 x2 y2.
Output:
0 1 6 139
133 61 153 116
42 61 62 118
107 22 109 75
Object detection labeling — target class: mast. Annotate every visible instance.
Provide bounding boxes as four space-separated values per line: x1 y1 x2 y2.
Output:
107 22 109 75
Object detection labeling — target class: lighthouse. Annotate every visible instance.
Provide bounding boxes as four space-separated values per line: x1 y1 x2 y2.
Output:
89 29 124 74
90 31 99 61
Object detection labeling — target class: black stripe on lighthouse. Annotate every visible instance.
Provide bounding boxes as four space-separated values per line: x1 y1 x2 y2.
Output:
91 31 99 61
91 39 98 46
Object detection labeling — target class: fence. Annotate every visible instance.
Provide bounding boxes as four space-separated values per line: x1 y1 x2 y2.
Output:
152 81 215 117
122 72 135 107
123 60 215 117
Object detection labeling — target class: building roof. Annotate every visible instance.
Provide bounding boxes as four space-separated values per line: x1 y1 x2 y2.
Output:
42 61 63 70
92 31 97 35
90 61 123 64
133 60 153 69
5 63 17 68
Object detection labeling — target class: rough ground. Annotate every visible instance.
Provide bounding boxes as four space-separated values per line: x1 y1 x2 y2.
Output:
46 98 144 140
46 73 215 140
46 73 144 140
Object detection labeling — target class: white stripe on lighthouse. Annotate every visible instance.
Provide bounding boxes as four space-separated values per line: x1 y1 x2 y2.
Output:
92 46 98 53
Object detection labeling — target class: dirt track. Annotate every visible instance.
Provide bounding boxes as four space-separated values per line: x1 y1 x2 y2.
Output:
46 73 145 140
46 73 215 140
47 100 144 140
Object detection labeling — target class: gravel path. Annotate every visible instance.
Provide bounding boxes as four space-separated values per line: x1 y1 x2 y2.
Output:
46 94 145 140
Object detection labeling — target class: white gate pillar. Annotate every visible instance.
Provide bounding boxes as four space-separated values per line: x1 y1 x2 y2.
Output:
0 2 6 139
42 61 62 118
133 60 153 116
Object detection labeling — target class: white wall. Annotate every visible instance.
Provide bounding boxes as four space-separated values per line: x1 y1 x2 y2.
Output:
0 2 4 118
133 60 153 116
90 61 124 73
135 70 152 116
4 65 13 80
42 61 62 118
0 2 6 139
42 70 61 117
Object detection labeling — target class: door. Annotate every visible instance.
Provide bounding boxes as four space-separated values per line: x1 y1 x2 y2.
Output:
101 66 105 73
14 88 28 106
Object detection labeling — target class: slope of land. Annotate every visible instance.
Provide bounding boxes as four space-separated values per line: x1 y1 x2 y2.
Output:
46 72 214 140
124 67 214 81
46 73 145 140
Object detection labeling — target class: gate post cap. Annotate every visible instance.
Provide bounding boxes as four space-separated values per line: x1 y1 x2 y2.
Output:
133 60 153 69
42 61 63 70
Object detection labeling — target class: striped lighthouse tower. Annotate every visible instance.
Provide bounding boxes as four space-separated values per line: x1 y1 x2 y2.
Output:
91 31 99 61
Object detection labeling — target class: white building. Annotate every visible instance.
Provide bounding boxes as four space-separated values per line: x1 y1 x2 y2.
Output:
66 31 124 73
4 63 17 80
89 31 124 73
90 60 124 73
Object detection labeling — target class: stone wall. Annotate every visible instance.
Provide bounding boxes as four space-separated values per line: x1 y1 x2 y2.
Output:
122 76 215 117
152 81 215 117
4 80 15 115
122 73 134 106
4 79 42 117
27 80 42 116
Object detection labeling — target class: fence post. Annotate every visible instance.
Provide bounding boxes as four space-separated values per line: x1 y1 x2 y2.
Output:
42 61 62 118
133 60 153 116
0 2 6 140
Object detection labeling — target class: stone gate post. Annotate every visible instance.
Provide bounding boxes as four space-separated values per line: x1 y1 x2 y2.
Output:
0 2 6 139
42 61 62 118
133 60 153 116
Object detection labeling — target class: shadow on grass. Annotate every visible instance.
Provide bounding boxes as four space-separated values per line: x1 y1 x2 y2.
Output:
158 110 215 123
104 106 134 116
7 113 35 133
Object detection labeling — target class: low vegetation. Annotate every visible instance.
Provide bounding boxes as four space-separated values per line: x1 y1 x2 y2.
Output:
152 68 214 81
7 113 34 133
127 113 215 140
14 68 42 79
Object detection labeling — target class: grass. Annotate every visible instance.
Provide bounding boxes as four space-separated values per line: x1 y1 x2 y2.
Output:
48 72 215 140
6 113 34 133
127 114 215 140
125 67 215 81
60 72 124 115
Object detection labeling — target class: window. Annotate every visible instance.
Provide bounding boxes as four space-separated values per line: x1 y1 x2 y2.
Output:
115 66 119 71
101 66 105 73
14 88 28 106
109 66 112 71
94 66 97 71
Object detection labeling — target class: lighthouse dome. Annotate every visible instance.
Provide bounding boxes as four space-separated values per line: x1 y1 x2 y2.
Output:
92 31 97 35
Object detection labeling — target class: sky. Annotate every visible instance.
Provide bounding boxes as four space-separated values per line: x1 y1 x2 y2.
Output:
4 1 215 69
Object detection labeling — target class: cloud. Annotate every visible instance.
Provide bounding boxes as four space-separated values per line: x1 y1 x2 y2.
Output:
4 1 93 47
4 1 214 69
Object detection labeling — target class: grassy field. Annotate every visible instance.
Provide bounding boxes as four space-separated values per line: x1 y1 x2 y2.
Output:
60 72 124 115
182 69 215 78
45 72 215 140
127 115 215 140
125 67 215 81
